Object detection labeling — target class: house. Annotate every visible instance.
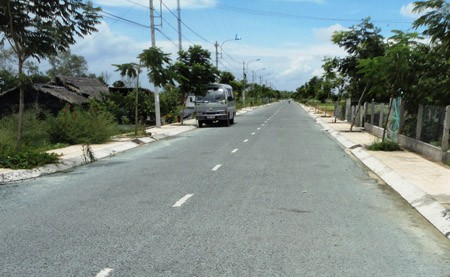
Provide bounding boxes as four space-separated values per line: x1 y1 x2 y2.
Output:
0 75 109 115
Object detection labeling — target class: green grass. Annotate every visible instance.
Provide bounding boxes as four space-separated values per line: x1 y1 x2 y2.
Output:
0 106 119 169
367 140 402 151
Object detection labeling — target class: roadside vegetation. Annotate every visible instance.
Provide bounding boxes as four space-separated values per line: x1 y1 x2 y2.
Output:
292 2 450 118
367 140 402 152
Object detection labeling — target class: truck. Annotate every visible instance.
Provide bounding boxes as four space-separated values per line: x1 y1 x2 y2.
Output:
195 83 236 128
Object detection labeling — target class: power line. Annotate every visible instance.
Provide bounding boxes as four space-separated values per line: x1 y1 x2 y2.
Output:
183 0 412 24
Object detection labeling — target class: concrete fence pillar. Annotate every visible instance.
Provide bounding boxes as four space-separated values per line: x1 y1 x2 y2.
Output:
370 99 375 125
362 102 368 127
379 103 385 127
345 98 352 122
442 105 450 162
416 105 424 141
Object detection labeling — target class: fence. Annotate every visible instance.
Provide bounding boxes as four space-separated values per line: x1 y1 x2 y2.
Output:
340 98 450 163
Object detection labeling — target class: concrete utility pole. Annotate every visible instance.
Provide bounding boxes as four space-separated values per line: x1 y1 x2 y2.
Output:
215 41 219 69
149 0 161 128
177 0 182 53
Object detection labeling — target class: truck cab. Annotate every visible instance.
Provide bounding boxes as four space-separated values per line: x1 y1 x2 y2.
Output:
195 83 236 127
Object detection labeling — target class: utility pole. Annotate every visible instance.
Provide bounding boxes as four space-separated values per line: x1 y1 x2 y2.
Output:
177 0 182 53
215 41 219 69
149 0 161 128
242 61 246 108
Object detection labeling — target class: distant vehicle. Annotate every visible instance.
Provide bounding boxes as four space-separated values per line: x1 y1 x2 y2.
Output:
195 83 236 128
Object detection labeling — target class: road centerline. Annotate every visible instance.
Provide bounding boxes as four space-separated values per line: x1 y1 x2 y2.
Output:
173 194 194 207
95 268 113 277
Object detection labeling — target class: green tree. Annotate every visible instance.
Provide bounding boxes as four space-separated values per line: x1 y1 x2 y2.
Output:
173 45 218 103
331 17 385 100
112 63 142 135
0 0 101 149
413 0 450 46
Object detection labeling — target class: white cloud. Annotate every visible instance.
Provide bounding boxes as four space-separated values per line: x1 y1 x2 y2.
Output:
313 24 347 42
400 2 432 19
94 0 218 10
63 20 348 91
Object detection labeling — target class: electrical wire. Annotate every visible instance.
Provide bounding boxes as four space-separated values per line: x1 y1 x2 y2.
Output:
183 0 411 24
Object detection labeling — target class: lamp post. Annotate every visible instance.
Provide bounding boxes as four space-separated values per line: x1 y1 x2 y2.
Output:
260 73 271 85
215 34 241 68
243 58 261 108
253 68 266 83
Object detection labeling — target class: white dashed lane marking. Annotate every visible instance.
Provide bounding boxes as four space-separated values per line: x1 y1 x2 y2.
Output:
244 139 249 143
231 149 239 153
96 268 113 277
173 194 194 207
212 164 222 171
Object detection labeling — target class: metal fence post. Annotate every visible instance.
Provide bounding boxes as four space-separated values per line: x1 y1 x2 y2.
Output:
442 105 450 162
416 104 423 141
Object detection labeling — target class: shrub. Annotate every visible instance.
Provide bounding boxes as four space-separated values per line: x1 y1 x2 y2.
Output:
49 105 119 145
0 145 59 169
367 140 402 151
0 108 52 149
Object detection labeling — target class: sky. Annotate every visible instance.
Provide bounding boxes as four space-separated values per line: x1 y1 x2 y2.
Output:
70 0 423 91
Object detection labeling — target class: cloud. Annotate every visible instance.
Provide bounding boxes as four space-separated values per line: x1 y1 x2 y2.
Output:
94 0 218 10
65 20 347 91
400 2 432 19
313 24 347 42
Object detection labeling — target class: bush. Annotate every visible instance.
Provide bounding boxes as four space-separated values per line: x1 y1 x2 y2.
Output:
367 140 402 151
49 105 119 144
0 145 59 169
0 108 53 149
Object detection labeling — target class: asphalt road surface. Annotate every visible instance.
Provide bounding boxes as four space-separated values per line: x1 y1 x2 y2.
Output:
1 101 450 276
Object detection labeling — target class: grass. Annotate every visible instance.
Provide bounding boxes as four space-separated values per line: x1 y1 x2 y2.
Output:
0 106 119 169
367 140 402 151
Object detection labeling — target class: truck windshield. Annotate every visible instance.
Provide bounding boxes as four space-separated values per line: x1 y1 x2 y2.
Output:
197 89 225 102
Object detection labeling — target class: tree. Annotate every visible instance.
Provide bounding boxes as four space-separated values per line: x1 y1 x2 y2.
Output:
139 47 173 88
413 0 450 47
0 0 101 149
331 17 385 100
173 45 218 103
113 63 142 135
47 49 89 79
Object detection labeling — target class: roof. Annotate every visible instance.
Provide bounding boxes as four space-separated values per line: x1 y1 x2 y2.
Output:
0 75 109 105
53 75 109 100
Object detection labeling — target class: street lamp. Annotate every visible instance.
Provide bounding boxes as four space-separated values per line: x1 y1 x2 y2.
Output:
215 34 241 68
243 58 261 108
260 73 271 85
253 68 266 83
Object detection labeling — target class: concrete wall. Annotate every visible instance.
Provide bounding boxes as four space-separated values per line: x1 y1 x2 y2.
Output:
364 123 450 163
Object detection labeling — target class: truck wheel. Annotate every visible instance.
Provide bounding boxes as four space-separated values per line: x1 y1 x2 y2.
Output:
224 115 230 126
198 121 204 128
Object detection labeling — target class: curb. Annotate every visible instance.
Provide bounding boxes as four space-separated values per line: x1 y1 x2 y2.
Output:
302 105 450 239
0 126 196 184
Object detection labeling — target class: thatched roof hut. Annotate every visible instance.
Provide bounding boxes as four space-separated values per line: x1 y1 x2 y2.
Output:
0 75 109 115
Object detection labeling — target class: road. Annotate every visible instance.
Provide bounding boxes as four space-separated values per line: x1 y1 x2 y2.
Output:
1 101 450 276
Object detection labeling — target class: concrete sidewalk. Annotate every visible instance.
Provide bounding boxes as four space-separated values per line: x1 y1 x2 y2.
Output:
301 104 450 239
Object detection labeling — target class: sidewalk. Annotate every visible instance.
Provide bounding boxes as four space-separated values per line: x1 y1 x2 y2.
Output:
0 107 257 184
301 104 450 239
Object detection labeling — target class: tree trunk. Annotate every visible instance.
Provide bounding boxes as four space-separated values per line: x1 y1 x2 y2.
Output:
382 97 393 142
350 84 368 132
16 56 24 151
